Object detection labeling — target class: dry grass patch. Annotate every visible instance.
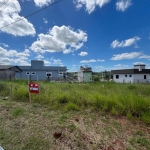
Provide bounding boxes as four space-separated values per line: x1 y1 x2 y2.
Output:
0 100 150 150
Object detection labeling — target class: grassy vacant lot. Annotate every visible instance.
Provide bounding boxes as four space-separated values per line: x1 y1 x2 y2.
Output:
0 81 150 149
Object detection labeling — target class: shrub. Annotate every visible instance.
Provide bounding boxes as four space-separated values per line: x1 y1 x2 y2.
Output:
93 77 100 82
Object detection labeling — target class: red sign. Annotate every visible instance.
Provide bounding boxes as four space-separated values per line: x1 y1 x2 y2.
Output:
29 83 39 94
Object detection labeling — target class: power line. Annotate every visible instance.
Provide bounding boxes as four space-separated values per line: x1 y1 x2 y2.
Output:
0 0 61 29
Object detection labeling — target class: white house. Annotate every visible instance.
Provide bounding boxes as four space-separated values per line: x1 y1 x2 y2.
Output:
111 64 150 83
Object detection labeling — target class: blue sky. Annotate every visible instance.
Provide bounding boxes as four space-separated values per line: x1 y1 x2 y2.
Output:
0 0 150 72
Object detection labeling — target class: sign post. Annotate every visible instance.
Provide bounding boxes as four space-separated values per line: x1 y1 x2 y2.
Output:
28 83 40 103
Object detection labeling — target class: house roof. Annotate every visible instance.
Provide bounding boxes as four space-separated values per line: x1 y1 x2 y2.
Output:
0 65 22 72
18 66 67 71
111 69 150 74
80 66 92 72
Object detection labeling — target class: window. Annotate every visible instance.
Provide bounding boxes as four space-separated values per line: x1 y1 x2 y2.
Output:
31 72 36 75
59 72 63 75
26 72 30 75
129 75 132 77
125 75 127 77
144 75 146 79
116 75 119 79
46 72 52 77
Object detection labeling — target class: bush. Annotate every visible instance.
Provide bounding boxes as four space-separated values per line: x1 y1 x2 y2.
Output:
93 77 100 82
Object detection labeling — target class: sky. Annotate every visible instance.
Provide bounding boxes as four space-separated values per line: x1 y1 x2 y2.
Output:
0 0 150 72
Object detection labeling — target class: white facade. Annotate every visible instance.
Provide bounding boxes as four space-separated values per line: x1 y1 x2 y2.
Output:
78 71 83 82
113 74 150 83
134 64 145 71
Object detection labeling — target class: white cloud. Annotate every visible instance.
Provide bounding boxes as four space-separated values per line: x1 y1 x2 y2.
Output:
0 46 30 58
24 49 30 54
116 0 132 12
133 62 145 65
36 54 44 59
0 43 9 48
95 66 104 68
0 57 30 65
72 65 76 67
138 55 150 60
0 0 35 36
30 25 87 53
43 18 48 24
111 37 140 48
0 46 30 65
74 0 110 14
34 0 52 7
44 60 51 65
111 52 141 60
114 64 129 67
63 49 71 54
78 51 88 56
97 59 105 62
80 59 105 63
53 59 63 65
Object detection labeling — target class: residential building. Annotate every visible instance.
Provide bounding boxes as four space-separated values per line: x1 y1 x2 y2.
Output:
78 66 92 82
0 65 22 80
111 64 150 83
15 60 67 81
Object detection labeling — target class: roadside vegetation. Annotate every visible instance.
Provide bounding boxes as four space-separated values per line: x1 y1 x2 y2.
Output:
0 80 150 124
0 80 150 149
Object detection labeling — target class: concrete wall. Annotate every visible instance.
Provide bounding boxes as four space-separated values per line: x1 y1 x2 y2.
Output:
113 74 133 83
133 74 150 83
78 71 83 82
0 70 15 80
16 70 65 81
113 74 150 83
83 72 92 82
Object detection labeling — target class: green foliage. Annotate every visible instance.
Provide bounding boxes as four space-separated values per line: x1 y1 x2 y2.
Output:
136 137 150 148
12 107 25 116
22 137 49 150
1 81 150 124
11 87 29 102
57 94 69 104
0 82 10 96
64 102 79 111
128 85 136 90
69 124 76 132
58 114 68 123
141 112 150 124
93 76 99 82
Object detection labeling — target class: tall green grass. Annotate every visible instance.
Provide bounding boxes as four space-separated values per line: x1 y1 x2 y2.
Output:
0 80 150 124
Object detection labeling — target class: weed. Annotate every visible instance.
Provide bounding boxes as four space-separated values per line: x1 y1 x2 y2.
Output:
136 137 150 148
57 94 69 104
58 114 68 123
64 102 79 111
22 137 49 150
112 121 122 130
12 107 25 116
129 137 136 145
69 124 76 132
135 130 144 136
126 147 133 150
1 81 150 124
128 85 136 90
